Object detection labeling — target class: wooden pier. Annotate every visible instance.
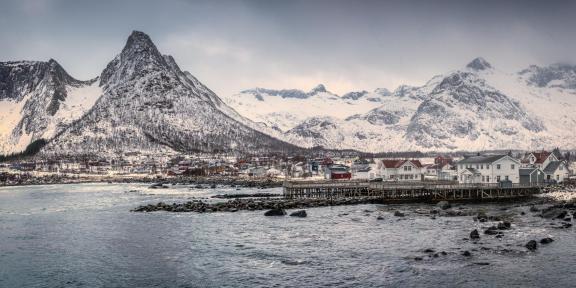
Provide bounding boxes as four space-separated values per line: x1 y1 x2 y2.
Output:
283 180 542 202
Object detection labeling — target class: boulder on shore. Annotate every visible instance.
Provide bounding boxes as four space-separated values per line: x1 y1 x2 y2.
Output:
436 201 451 210
290 210 307 217
264 209 286 216
525 240 538 251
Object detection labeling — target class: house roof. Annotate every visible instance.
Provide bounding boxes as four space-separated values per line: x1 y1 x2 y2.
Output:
543 161 563 174
531 151 551 164
520 167 540 176
381 159 423 169
552 149 564 161
457 154 510 164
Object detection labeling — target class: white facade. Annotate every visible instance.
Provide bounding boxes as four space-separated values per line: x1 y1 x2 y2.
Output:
545 162 570 183
376 160 424 181
457 155 520 184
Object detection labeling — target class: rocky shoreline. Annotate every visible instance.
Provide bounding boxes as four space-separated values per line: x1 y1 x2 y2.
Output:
1 174 283 188
132 184 576 214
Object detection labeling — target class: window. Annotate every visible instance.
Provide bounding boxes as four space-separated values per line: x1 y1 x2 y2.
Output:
505 176 509 181
487 176 490 182
481 164 484 169
496 164 501 170
482 176 485 182
487 165 490 169
496 176 501 182
511 164 515 169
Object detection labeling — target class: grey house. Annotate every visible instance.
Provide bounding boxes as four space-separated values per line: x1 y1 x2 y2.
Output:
519 167 545 185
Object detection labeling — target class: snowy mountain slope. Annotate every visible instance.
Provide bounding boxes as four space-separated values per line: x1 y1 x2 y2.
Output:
222 84 386 131
406 69 545 150
41 31 299 157
226 57 576 152
0 60 100 154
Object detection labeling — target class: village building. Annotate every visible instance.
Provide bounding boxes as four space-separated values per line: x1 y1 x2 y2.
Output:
519 167 545 185
324 164 352 180
457 155 520 184
376 159 424 181
522 150 570 183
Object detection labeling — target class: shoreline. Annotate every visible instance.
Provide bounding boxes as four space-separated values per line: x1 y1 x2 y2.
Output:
133 184 576 214
0 174 284 188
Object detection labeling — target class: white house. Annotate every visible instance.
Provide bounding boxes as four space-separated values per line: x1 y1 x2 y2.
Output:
543 161 570 183
457 155 520 184
376 159 424 181
522 150 570 183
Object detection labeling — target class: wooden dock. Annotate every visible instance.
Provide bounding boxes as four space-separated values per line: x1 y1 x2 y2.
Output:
283 180 542 202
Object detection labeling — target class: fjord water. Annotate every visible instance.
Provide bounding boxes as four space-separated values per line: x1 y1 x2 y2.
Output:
1 184 575 287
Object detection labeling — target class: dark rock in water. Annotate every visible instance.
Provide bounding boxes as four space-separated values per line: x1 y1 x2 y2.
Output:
529 206 540 212
541 208 568 219
525 240 538 251
440 251 447 255
476 212 488 222
520 211 526 215
470 229 480 240
424 248 435 253
376 216 384 220
540 237 554 244
210 184 217 189
484 226 502 235
563 217 572 222
497 221 511 230
149 183 168 189
432 253 439 258
414 257 423 261
394 211 405 217
462 251 472 257
264 209 286 216
474 262 490 266
436 201 451 210
290 210 307 217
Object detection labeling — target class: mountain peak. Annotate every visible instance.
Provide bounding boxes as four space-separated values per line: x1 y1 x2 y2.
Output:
123 31 157 52
310 84 327 94
466 57 492 71
100 31 169 88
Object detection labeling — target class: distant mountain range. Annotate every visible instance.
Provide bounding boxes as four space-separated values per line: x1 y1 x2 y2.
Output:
223 57 576 152
1 31 575 157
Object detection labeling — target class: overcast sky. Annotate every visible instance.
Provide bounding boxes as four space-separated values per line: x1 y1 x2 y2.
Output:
2 0 576 96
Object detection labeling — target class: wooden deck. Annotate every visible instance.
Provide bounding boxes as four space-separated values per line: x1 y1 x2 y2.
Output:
283 180 542 202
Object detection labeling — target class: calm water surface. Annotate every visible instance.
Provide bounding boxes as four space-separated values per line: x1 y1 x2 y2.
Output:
0 183 575 287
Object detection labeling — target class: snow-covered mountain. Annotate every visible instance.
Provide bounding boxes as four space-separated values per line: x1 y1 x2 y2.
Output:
223 84 387 132
224 57 576 152
0 60 100 154
38 31 300 157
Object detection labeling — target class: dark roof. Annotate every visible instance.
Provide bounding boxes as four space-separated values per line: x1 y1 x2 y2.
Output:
465 168 481 174
520 167 539 176
552 149 564 160
531 151 551 164
543 161 563 174
381 159 423 168
458 155 509 164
